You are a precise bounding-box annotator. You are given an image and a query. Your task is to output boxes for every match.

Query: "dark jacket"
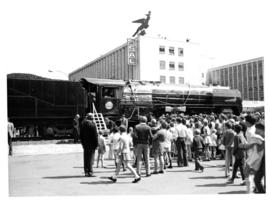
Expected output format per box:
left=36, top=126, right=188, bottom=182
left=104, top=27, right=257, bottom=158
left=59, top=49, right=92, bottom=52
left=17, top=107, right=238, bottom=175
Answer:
left=134, top=123, right=153, bottom=145
left=222, top=129, right=235, bottom=149
left=80, top=119, right=98, bottom=149
left=192, top=135, right=205, bottom=151
left=233, top=133, right=246, bottom=159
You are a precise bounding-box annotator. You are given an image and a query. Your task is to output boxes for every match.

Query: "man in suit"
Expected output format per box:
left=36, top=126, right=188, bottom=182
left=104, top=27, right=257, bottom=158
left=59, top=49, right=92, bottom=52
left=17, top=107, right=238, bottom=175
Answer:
left=80, top=113, right=98, bottom=177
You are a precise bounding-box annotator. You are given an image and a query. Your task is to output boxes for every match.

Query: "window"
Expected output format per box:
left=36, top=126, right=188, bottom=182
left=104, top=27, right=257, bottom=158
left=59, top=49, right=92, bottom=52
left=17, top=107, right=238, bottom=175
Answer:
left=102, top=87, right=115, bottom=98
left=178, top=48, right=184, bottom=56
left=169, top=62, right=175, bottom=70
left=160, top=76, right=166, bottom=83
left=254, top=76, right=257, bottom=81
left=159, top=46, right=165, bottom=54
left=179, top=77, right=184, bottom=84
left=169, top=76, right=175, bottom=84
left=260, top=86, right=264, bottom=91
left=178, top=63, right=184, bottom=71
left=159, top=60, right=166, bottom=70
left=169, top=47, right=175, bottom=55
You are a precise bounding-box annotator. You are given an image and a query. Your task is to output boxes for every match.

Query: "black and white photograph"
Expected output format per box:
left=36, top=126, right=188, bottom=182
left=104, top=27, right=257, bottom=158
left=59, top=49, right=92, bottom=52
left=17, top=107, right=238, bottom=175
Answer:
left=1, top=0, right=269, bottom=198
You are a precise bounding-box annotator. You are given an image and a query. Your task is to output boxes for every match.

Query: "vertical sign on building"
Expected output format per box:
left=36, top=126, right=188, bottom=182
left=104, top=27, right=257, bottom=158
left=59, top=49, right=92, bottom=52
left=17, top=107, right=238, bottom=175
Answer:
left=127, top=38, right=136, bottom=65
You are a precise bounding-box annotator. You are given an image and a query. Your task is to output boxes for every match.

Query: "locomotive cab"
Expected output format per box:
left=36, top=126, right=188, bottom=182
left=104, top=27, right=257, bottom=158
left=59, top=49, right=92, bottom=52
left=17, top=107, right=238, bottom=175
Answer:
left=80, top=78, right=125, bottom=117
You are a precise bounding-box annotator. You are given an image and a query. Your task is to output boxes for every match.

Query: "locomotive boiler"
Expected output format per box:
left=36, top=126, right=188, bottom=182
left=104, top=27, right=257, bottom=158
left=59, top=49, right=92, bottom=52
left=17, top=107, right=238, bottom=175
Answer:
left=80, top=78, right=242, bottom=121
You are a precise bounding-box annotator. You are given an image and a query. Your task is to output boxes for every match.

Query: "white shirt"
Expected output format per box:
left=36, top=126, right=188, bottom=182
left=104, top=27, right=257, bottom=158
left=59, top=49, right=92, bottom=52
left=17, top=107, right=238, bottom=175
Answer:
left=111, top=132, right=121, bottom=150
left=246, top=125, right=256, bottom=143
left=210, top=133, right=217, bottom=146
left=185, top=128, right=194, bottom=145
left=175, top=124, right=187, bottom=138
left=8, top=122, right=14, bottom=137
left=119, top=132, right=132, bottom=153
left=202, top=125, right=211, bottom=136
left=164, top=130, right=173, bottom=148
left=246, top=134, right=264, bottom=171
left=169, top=126, right=177, bottom=140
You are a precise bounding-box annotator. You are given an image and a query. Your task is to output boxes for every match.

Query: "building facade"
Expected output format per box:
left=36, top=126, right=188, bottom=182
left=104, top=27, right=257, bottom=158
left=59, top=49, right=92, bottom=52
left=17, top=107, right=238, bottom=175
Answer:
left=69, top=36, right=202, bottom=85
left=206, top=57, right=264, bottom=101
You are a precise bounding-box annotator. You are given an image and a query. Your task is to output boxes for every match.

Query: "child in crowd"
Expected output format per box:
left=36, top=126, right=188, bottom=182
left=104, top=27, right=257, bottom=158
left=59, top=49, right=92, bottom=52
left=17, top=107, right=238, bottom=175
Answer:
left=96, top=130, right=106, bottom=168
left=152, top=121, right=167, bottom=174
left=108, top=125, right=141, bottom=183
left=186, top=123, right=194, bottom=161
left=163, top=124, right=173, bottom=168
left=192, top=129, right=205, bottom=172
left=202, top=119, right=211, bottom=161
left=209, top=129, right=217, bottom=160
left=107, top=130, right=114, bottom=160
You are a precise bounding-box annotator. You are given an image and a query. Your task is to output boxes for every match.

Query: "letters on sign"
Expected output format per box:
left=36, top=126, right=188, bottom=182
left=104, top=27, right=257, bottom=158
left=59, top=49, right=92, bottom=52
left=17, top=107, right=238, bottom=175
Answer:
left=127, top=38, right=136, bottom=65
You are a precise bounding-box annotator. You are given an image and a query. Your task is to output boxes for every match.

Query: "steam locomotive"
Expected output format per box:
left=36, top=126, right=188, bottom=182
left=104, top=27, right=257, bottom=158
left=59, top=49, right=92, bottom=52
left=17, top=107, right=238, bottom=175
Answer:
left=80, top=78, right=242, bottom=122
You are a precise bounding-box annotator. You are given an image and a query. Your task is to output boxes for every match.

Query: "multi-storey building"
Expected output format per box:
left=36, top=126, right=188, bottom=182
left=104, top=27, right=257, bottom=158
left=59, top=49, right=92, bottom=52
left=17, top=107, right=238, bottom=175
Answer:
left=206, top=57, right=264, bottom=101
left=69, top=36, right=202, bottom=85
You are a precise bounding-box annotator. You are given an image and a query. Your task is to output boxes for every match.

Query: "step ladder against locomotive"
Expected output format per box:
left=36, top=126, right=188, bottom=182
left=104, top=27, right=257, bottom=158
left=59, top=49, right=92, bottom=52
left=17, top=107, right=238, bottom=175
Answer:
left=91, top=103, right=107, bottom=132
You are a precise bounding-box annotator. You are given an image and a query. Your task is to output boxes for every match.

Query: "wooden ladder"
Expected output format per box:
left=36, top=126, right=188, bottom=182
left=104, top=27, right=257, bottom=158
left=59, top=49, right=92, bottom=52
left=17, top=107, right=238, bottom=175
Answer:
left=92, top=103, right=107, bottom=132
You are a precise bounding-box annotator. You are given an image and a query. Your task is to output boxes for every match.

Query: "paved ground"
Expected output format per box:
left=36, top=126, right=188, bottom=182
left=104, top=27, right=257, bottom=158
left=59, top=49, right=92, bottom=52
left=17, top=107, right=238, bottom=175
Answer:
left=9, top=143, right=249, bottom=196
left=12, top=140, right=84, bottom=156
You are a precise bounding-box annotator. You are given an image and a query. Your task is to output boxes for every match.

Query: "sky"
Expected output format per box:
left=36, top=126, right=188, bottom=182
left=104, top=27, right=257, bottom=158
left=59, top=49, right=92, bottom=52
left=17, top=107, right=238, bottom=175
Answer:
left=1, top=0, right=269, bottom=80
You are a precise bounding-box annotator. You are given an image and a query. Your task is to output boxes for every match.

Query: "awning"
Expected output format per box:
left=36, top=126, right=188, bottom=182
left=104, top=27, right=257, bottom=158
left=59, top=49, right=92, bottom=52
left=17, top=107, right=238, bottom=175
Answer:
left=80, top=78, right=126, bottom=87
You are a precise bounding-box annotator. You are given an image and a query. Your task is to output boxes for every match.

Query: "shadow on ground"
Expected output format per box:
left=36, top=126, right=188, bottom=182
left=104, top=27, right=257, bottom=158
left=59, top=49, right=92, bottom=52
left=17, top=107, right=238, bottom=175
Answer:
left=189, top=175, right=225, bottom=180
left=166, top=169, right=195, bottom=173
left=56, top=140, right=76, bottom=144
left=43, top=175, right=89, bottom=179
left=196, top=183, right=228, bottom=187
left=218, top=190, right=247, bottom=194
left=204, top=164, right=225, bottom=168
left=80, top=181, right=114, bottom=185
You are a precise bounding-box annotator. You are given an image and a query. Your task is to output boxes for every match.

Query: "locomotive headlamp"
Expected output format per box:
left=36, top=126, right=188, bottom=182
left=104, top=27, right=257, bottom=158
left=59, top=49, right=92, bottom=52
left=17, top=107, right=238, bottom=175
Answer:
left=105, top=101, right=114, bottom=110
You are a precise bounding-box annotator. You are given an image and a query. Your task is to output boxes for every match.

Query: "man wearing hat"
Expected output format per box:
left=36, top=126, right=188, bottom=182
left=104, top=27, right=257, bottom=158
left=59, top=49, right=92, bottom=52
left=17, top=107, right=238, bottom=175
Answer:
left=80, top=113, right=98, bottom=177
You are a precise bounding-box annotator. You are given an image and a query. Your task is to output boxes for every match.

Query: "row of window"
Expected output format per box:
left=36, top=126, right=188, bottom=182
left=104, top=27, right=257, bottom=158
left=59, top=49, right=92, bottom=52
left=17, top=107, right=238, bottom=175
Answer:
left=159, top=61, right=184, bottom=71
left=248, top=86, right=264, bottom=91
left=159, top=46, right=184, bottom=56
left=160, top=76, right=184, bottom=84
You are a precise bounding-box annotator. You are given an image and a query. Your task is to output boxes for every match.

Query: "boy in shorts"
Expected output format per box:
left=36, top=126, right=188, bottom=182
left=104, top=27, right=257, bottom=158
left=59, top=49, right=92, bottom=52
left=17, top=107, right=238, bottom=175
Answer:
left=108, top=125, right=141, bottom=183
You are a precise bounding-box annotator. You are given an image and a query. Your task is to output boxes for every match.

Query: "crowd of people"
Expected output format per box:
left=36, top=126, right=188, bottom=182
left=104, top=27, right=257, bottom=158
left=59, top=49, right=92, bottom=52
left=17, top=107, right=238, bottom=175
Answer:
left=77, top=111, right=265, bottom=193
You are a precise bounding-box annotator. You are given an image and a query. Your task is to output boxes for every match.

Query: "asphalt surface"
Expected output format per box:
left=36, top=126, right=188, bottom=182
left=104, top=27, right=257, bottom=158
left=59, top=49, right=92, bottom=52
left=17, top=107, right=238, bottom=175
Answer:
left=8, top=144, right=250, bottom=196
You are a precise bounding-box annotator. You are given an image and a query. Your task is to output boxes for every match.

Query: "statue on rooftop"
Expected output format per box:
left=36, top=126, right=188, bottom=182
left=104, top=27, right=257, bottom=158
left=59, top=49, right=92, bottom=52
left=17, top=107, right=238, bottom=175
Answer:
left=132, top=11, right=151, bottom=37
